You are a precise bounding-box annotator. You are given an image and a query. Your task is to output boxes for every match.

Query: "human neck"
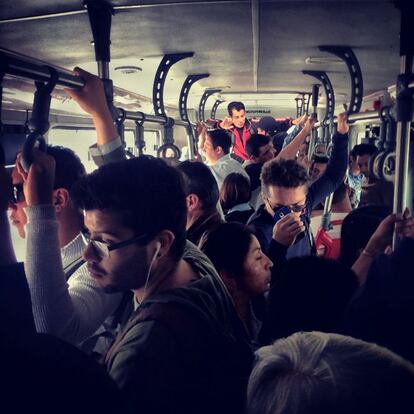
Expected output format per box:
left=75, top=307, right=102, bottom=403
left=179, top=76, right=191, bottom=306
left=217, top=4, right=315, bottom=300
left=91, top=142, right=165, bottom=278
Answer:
left=58, top=208, right=83, bottom=248
left=186, top=208, right=204, bottom=230
left=134, top=257, right=198, bottom=304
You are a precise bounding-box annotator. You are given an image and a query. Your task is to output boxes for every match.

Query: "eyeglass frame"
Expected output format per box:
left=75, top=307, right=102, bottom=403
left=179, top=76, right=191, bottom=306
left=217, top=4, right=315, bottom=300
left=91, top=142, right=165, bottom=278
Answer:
left=265, top=197, right=307, bottom=214
left=80, top=230, right=149, bottom=258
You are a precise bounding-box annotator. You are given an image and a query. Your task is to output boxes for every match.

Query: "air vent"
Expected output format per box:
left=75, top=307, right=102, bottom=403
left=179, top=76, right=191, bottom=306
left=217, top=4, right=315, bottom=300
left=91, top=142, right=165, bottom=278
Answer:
left=114, top=66, right=142, bottom=74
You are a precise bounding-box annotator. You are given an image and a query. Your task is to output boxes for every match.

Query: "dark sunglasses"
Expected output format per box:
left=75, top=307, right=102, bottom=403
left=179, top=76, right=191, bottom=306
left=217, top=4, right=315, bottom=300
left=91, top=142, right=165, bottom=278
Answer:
left=266, top=197, right=306, bottom=214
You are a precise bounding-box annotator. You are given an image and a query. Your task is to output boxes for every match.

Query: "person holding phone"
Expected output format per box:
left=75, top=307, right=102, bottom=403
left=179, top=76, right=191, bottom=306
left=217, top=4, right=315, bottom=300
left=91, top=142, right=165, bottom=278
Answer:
left=248, top=113, right=349, bottom=262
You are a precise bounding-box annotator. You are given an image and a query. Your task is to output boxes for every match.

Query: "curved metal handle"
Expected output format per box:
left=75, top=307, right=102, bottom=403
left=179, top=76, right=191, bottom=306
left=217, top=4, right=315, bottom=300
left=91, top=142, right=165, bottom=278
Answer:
left=21, top=132, right=46, bottom=172
left=157, top=143, right=181, bottom=160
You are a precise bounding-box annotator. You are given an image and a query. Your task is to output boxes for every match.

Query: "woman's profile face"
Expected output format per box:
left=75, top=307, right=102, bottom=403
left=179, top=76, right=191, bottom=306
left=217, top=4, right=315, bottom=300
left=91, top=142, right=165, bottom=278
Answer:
left=241, top=236, right=273, bottom=297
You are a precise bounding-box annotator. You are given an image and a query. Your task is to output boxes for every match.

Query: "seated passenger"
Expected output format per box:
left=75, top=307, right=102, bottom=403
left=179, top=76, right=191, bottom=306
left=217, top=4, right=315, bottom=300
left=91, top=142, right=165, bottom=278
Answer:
left=200, top=222, right=273, bottom=345
left=72, top=156, right=252, bottom=414
left=12, top=146, right=122, bottom=356
left=202, top=128, right=250, bottom=189
left=338, top=204, right=390, bottom=270
left=353, top=143, right=394, bottom=209
left=220, top=173, right=254, bottom=224
left=177, top=160, right=223, bottom=245
left=261, top=256, right=358, bottom=344
left=247, top=332, right=414, bottom=414
left=247, top=112, right=349, bottom=261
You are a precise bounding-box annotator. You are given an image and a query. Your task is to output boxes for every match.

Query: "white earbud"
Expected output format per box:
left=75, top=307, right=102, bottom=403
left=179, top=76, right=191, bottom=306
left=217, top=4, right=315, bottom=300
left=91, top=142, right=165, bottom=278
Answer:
left=154, top=241, right=161, bottom=259
left=142, top=241, right=162, bottom=299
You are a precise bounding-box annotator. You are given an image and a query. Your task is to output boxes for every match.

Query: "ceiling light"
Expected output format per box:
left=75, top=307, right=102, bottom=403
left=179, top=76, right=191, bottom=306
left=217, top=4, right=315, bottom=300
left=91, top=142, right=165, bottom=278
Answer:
left=305, top=56, right=343, bottom=65
left=114, top=66, right=142, bottom=74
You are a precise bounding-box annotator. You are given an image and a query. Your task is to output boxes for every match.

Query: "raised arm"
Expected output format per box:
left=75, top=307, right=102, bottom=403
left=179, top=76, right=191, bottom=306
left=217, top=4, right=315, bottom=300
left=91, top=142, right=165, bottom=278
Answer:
left=18, top=151, right=121, bottom=345
left=65, top=68, right=125, bottom=167
left=276, top=116, right=314, bottom=161
left=307, top=113, right=349, bottom=209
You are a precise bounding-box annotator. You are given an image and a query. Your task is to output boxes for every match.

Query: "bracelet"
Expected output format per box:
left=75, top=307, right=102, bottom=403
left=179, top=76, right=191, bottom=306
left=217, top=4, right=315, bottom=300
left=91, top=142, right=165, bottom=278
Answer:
left=361, top=249, right=376, bottom=258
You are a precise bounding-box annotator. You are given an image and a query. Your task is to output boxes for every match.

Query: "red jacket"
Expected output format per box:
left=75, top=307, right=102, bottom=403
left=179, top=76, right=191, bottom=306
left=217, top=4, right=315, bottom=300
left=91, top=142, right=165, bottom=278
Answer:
left=231, top=120, right=255, bottom=161
left=212, top=118, right=255, bottom=161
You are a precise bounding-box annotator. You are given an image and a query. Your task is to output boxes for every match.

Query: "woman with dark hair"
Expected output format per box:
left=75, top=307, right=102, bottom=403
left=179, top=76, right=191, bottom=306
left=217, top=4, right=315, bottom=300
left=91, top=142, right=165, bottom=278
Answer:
left=339, top=205, right=390, bottom=269
left=199, top=222, right=273, bottom=343
left=220, top=173, right=254, bottom=224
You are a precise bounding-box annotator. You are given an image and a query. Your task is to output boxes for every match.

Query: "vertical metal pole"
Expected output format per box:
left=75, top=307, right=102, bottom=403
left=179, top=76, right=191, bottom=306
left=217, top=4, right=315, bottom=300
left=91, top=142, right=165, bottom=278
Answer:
left=98, top=61, right=110, bottom=80
left=393, top=55, right=413, bottom=248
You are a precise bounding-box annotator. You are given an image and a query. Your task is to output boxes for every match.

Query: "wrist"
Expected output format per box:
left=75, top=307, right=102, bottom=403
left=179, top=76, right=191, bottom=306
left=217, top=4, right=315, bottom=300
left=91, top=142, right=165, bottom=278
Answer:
left=361, top=248, right=380, bottom=258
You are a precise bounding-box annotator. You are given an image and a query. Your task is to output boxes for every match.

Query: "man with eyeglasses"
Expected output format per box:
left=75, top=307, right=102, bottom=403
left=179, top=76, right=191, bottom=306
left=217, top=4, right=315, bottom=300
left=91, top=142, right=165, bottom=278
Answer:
left=248, top=113, right=349, bottom=262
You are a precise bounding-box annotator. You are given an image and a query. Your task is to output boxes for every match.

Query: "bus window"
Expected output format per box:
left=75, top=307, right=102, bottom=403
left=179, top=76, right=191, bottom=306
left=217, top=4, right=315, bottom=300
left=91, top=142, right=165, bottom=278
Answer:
left=48, top=128, right=98, bottom=173
left=143, top=130, right=160, bottom=157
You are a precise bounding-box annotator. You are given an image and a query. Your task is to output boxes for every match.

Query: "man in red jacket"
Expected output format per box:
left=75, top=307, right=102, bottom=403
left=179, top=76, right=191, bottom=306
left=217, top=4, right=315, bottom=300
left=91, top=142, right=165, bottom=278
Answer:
left=219, top=101, right=254, bottom=162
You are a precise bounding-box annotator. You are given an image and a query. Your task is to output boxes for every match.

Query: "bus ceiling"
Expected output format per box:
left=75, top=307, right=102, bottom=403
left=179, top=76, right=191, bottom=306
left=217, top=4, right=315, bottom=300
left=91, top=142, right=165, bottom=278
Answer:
left=0, top=0, right=405, bottom=120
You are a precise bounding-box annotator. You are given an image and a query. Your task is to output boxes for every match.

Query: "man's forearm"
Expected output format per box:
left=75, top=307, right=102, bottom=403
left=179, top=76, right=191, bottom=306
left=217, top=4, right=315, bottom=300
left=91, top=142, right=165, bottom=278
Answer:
left=276, top=126, right=306, bottom=161
left=92, top=110, right=118, bottom=147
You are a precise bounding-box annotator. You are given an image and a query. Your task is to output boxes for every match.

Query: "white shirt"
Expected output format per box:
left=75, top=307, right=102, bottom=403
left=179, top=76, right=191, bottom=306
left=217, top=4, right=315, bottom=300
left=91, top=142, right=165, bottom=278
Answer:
left=209, top=154, right=250, bottom=189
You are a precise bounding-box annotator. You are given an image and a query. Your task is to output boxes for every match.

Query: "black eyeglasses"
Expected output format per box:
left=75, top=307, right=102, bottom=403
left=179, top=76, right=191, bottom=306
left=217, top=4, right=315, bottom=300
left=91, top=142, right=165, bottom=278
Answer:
left=266, top=197, right=306, bottom=214
left=80, top=230, right=149, bottom=258
left=12, top=184, right=25, bottom=204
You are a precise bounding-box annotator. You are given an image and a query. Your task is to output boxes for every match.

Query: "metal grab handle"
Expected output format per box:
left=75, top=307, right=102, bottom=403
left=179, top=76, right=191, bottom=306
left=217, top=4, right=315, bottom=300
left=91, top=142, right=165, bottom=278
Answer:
left=21, top=132, right=46, bottom=172
left=157, top=143, right=181, bottom=160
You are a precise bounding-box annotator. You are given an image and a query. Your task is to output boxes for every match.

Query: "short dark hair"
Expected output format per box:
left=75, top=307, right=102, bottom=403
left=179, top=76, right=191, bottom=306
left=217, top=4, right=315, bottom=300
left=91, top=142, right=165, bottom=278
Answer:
left=71, top=156, right=187, bottom=260
left=339, top=205, right=391, bottom=267
left=200, top=222, right=254, bottom=278
left=46, top=145, right=86, bottom=190
left=220, top=173, right=251, bottom=210
left=208, top=129, right=232, bottom=154
left=177, top=160, right=219, bottom=210
left=261, top=159, right=309, bottom=193
left=246, top=134, right=270, bottom=158
left=227, top=101, right=245, bottom=116
left=353, top=143, right=377, bottom=158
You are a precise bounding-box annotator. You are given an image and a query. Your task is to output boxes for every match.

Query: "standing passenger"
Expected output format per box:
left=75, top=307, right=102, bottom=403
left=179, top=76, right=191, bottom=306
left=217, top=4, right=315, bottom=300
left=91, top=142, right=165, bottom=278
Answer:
left=248, top=113, right=349, bottom=261
left=177, top=161, right=223, bottom=245
left=202, top=128, right=250, bottom=189
left=218, top=101, right=255, bottom=162
left=200, top=222, right=273, bottom=346
left=220, top=173, right=254, bottom=224
left=71, top=156, right=253, bottom=414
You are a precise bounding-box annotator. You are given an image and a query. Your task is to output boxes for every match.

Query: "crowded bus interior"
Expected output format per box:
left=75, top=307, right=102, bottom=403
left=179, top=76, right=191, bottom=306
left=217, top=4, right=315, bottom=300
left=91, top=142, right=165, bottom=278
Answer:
left=1, top=0, right=414, bottom=412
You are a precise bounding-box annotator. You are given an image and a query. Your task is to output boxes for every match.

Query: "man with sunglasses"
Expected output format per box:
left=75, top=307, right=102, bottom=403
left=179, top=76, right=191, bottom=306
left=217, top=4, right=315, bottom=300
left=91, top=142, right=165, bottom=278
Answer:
left=248, top=113, right=349, bottom=262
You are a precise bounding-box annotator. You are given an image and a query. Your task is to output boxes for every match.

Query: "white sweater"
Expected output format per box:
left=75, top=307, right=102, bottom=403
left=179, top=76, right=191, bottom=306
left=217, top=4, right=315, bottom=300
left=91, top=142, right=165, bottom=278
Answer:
left=24, top=204, right=122, bottom=353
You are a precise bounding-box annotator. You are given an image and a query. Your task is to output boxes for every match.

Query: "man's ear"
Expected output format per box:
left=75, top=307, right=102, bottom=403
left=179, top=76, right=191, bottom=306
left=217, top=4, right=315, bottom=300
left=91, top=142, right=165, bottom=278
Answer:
left=215, top=146, right=224, bottom=157
left=53, top=188, right=70, bottom=213
left=186, top=193, right=201, bottom=212
left=154, top=229, right=175, bottom=259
